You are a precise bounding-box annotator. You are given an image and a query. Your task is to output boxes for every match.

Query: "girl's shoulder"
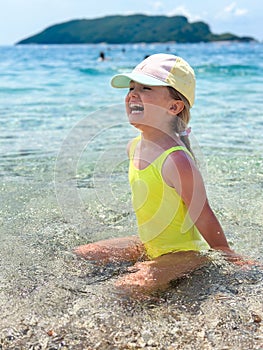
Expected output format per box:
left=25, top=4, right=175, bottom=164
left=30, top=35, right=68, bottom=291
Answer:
left=164, top=147, right=195, bottom=170
left=162, top=148, right=200, bottom=187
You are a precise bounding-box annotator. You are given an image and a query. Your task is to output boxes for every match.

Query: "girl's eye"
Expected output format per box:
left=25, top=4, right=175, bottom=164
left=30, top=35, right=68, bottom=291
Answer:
left=128, top=85, right=151, bottom=92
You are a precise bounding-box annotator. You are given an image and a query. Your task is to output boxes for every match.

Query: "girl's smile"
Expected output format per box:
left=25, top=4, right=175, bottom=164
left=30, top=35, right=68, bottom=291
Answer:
left=129, top=103, right=144, bottom=114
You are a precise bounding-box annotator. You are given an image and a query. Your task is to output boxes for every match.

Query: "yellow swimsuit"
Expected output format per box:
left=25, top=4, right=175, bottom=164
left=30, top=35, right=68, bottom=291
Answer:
left=129, top=136, right=209, bottom=258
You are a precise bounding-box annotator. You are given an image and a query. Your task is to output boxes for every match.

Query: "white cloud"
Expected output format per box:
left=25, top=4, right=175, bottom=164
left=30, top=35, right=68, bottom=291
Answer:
left=151, top=1, right=164, bottom=11
left=225, top=2, right=236, bottom=13
left=234, top=8, right=247, bottom=16
left=167, top=6, right=201, bottom=22
left=219, top=2, right=248, bottom=18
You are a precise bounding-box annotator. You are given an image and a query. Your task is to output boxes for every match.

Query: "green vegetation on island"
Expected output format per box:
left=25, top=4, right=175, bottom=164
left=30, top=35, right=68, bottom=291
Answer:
left=16, top=14, right=255, bottom=45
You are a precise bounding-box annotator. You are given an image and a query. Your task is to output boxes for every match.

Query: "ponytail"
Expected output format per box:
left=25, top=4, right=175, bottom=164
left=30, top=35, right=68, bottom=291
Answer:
left=167, top=87, right=195, bottom=159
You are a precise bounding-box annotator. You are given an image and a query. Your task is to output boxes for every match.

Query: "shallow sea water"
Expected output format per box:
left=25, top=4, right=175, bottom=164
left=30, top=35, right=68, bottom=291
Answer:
left=0, top=43, right=262, bottom=349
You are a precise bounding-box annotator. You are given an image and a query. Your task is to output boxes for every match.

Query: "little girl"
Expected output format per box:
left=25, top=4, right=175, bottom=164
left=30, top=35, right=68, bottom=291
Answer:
left=74, top=54, right=250, bottom=296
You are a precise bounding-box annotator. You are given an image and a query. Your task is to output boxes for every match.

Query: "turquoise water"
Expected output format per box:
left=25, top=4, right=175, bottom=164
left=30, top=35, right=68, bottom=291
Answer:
left=1, top=42, right=262, bottom=242
left=1, top=43, right=262, bottom=159
left=0, top=43, right=262, bottom=348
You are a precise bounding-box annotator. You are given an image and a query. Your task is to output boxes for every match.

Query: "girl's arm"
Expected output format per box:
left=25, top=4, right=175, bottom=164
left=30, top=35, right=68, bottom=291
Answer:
left=163, top=151, right=249, bottom=262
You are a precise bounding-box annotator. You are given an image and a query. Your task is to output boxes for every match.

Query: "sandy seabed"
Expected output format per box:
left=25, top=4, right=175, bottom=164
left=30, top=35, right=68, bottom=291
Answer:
left=0, top=217, right=262, bottom=350
left=0, top=155, right=262, bottom=350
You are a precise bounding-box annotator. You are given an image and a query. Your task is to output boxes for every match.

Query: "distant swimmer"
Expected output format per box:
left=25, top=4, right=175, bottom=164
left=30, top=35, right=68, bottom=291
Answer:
left=98, top=51, right=105, bottom=61
left=98, top=51, right=111, bottom=61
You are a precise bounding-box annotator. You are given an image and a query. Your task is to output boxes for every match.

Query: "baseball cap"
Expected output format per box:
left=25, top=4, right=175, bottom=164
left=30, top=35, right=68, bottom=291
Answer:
left=110, top=53, right=196, bottom=107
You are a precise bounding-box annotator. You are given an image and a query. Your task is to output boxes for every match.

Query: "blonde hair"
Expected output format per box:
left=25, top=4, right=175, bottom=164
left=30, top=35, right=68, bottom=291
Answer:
left=167, top=87, right=194, bottom=158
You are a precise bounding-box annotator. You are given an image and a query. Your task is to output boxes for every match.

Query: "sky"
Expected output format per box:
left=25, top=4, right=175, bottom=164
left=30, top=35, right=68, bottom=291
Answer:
left=0, top=0, right=262, bottom=45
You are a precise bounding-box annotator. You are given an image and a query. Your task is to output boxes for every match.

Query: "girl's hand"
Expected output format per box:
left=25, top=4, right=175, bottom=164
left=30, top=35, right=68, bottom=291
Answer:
left=215, top=247, right=262, bottom=268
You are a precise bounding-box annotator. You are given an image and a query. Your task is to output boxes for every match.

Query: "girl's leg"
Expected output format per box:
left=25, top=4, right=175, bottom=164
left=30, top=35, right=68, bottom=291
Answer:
left=74, top=235, right=146, bottom=264
left=115, top=250, right=209, bottom=296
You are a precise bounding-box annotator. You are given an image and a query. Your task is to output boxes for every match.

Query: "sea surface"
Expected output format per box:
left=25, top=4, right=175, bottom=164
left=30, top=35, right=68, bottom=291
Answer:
left=0, top=43, right=262, bottom=349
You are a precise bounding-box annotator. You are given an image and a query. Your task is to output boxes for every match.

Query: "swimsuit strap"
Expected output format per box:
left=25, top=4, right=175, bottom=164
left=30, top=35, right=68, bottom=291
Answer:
left=129, top=135, right=193, bottom=163
left=162, top=145, right=193, bottom=160
left=129, top=135, right=141, bottom=160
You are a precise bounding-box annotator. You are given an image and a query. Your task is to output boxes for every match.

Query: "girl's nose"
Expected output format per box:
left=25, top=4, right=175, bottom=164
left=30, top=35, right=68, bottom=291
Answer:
left=129, top=88, right=140, bottom=98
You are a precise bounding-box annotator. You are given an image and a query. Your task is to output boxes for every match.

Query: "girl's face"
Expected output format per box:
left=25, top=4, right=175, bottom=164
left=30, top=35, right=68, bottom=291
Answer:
left=125, top=81, right=179, bottom=133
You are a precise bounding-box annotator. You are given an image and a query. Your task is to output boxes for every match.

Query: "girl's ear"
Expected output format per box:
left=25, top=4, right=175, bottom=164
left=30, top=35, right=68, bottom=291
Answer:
left=168, top=100, right=185, bottom=115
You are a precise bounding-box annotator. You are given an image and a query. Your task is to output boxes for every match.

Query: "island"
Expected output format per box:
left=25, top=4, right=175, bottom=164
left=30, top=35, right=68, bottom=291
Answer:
left=16, top=14, right=255, bottom=45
